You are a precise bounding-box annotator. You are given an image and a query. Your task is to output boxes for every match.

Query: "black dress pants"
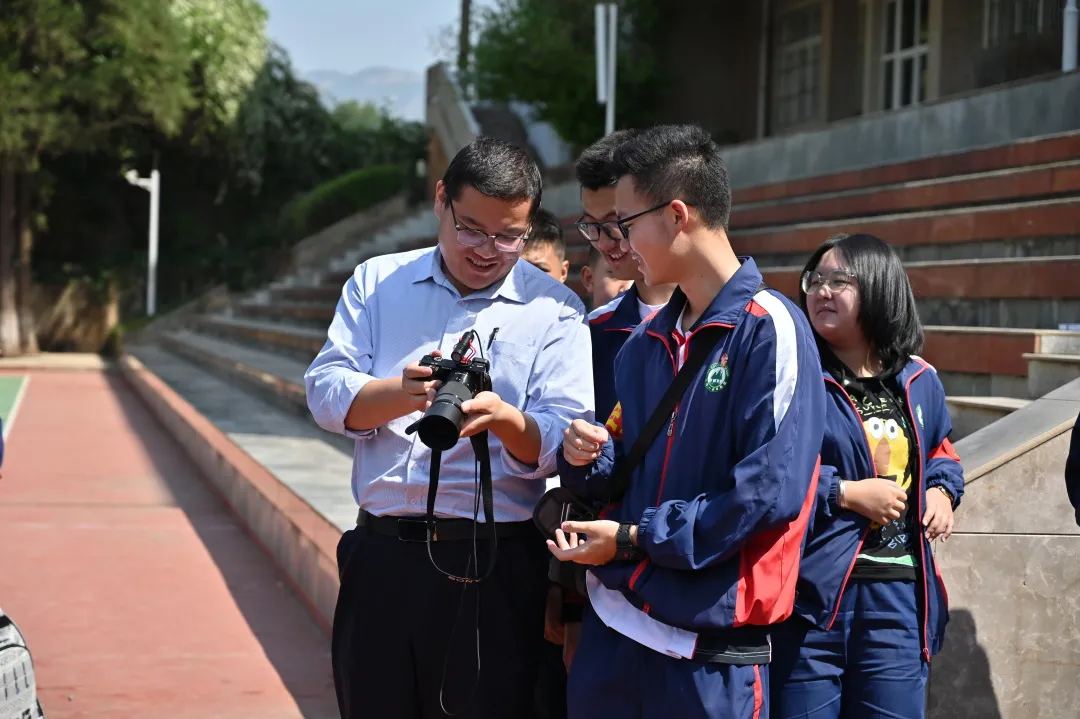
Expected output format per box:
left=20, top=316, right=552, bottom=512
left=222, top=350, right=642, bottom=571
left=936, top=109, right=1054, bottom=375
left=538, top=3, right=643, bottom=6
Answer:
left=332, top=525, right=549, bottom=718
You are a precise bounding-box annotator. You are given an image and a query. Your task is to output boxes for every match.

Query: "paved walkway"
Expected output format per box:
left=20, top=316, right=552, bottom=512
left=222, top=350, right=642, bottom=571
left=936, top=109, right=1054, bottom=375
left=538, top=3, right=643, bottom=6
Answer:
left=0, top=369, right=338, bottom=718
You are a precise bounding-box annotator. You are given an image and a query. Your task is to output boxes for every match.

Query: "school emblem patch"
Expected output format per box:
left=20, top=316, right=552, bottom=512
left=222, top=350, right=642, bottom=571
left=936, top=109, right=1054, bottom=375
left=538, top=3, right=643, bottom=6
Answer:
left=704, top=354, right=730, bottom=392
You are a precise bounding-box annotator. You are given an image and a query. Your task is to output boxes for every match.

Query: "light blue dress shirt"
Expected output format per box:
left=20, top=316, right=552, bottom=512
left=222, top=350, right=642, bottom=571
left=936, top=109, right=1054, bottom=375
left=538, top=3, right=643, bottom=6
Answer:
left=305, top=246, right=595, bottom=522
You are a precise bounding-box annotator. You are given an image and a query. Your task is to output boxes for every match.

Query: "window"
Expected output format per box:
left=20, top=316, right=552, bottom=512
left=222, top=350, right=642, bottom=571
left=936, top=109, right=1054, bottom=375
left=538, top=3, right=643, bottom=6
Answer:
left=771, top=3, right=823, bottom=132
left=881, top=0, right=930, bottom=110
left=983, top=0, right=1064, bottom=48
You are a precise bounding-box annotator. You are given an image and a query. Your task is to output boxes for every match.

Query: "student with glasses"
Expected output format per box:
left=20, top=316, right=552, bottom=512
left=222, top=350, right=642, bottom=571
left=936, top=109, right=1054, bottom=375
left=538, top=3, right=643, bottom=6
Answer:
left=550, top=124, right=825, bottom=719
left=574, top=129, right=676, bottom=427
left=305, top=136, right=594, bottom=719
left=770, top=233, right=965, bottom=719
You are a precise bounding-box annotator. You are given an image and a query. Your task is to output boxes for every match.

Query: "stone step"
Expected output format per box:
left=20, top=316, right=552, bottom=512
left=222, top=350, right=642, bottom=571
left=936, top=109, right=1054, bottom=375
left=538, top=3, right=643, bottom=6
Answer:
left=731, top=129, right=1080, bottom=206
left=1022, top=352, right=1080, bottom=398
left=925, top=326, right=1080, bottom=399
left=945, top=395, right=1030, bottom=440
left=196, top=315, right=325, bottom=364
left=159, top=329, right=311, bottom=420
left=729, top=196, right=1080, bottom=261
left=126, top=342, right=357, bottom=533
left=236, top=301, right=334, bottom=329
left=729, top=159, right=1080, bottom=230
left=760, top=255, right=1080, bottom=329
left=273, top=286, right=340, bottom=304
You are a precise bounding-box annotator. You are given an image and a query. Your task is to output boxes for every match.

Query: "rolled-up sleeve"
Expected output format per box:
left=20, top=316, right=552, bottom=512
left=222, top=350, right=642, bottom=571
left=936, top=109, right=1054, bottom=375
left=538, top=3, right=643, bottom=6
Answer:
left=304, top=269, right=379, bottom=439
left=503, top=299, right=595, bottom=479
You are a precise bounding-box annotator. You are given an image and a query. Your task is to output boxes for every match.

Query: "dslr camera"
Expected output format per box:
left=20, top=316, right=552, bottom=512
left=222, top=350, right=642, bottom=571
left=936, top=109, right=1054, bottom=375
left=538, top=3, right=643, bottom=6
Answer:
left=405, top=332, right=492, bottom=451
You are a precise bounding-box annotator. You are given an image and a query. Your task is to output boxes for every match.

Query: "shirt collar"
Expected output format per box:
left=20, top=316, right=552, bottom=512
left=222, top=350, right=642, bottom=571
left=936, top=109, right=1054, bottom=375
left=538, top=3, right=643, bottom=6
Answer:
left=646, top=256, right=764, bottom=335
left=412, top=246, right=527, bottom=304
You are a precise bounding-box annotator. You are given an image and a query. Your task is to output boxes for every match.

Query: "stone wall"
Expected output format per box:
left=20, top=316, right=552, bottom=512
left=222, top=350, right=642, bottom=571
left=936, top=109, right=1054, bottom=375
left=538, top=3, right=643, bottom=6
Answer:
left=929, top=377, right=1080, bottom=717
left=722, top=71, right=1080, bottom=189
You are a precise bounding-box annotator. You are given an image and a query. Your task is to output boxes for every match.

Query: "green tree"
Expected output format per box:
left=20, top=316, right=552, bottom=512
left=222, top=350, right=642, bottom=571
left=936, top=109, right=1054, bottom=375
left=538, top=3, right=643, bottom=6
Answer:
left=468, top=0, right=664, bottom=150
left=0, top=0, right=193, bottom=355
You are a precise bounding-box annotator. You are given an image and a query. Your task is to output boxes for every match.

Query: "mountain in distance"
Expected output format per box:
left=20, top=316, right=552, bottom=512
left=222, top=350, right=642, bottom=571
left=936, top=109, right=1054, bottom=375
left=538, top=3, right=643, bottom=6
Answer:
left=303, top=66, right=425, bottom=121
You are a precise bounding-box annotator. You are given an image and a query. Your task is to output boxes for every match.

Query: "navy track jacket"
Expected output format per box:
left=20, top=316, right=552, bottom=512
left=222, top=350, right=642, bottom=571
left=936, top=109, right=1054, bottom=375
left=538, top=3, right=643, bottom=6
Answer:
left=557, top=258, right=826, bottom=632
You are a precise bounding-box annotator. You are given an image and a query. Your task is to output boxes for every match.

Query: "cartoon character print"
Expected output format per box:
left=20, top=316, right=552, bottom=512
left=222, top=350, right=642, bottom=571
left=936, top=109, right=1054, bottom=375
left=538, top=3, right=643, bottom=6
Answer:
left=861, top=402, right=912, bottom=531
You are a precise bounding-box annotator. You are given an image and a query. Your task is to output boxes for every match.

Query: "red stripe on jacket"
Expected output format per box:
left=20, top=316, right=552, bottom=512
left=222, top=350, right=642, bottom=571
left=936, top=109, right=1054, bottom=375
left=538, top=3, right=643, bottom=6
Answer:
left=930, top=437, right=960, bottom=462
left=734, top=457, right=821, bottom=626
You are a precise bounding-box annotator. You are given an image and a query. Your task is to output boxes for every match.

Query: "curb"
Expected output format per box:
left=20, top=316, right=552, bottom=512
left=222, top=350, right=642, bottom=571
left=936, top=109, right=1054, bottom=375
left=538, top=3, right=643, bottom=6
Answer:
left=116, top=352, right=341, bottom=634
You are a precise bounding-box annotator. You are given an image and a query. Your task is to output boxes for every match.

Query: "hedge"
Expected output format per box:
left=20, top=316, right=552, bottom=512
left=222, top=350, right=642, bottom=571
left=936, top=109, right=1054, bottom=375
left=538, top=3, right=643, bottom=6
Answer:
left=289, top=164, right=405, bottom=240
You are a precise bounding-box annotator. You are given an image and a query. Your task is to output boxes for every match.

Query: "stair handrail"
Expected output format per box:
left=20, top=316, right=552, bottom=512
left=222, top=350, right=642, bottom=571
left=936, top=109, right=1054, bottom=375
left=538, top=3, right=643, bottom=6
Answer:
left=426, top=62, right=479, bottom=159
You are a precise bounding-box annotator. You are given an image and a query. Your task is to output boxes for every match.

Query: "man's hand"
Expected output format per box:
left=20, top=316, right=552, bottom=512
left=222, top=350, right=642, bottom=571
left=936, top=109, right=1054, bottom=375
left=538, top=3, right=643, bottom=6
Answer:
left=546, top=520, right=621, bottom=565
left=562, top=420, right=609, bottom=466
left=401, top=350, right=442, bottom=413
left=459, top=391, right=512, bottom=438
left=922, top=487, right=956, bottom=541
left=844, top=478, right=907, bottom=526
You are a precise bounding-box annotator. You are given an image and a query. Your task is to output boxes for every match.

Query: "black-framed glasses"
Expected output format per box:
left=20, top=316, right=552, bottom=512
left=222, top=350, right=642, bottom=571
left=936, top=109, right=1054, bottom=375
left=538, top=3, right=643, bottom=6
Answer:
left=616, top=201, right=685, bottom=239
left=449, top=200, right=530, bottom=253
left=574, top=218, right=622, bottom=244
left=801, top=268, right=857, bottom=294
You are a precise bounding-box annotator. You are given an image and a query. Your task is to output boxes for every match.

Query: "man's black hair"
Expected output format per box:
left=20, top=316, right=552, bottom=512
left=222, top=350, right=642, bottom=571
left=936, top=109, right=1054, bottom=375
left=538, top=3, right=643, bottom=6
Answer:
left=609, top=124, right=731, bottom=230
left=575, top=129, right=640, bottom=191
left=798, top=233, right=924, bottom=371
left=524, top=208, right=566, bottom=260
left=441, top=135, right=543, bottom=218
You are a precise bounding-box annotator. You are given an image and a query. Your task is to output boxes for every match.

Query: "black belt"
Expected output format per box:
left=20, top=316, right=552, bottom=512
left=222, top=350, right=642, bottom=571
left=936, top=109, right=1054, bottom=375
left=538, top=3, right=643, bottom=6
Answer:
left=357, top=510, right=538, bottom=543
left=690, top=623, right=772, bottom=665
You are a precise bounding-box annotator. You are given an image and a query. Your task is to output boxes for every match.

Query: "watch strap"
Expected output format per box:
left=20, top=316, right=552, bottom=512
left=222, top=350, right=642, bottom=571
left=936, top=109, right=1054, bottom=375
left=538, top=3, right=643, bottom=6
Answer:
left=614, top=523, right=644, bottom=562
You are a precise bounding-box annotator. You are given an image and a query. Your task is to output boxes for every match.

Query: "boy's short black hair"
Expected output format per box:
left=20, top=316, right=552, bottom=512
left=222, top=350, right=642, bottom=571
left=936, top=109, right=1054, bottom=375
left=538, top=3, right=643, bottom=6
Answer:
left=575, top=129, right=640, bottom=191
left=523, top=208, right=565, bottom=260
left=442, top=136, right=543, bottom=218
left=609, top=124, right=731, bottom=230
left=798, top=233, right=924, bottom=370
left=587, top=244, right=604, bottom=268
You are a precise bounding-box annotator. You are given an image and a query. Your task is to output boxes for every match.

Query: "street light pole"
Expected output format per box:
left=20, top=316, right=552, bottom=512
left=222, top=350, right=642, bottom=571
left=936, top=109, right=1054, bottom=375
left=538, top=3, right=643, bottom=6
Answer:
left=595, top=3, right=618, bottom=136
left=1065, top=0, right=1079, bottom=72
left=125, top=168, right=161, bottom=317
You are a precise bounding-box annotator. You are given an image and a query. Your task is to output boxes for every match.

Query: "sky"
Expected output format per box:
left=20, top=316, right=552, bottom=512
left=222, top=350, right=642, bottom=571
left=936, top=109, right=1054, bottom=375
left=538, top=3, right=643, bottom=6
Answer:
left=260, top=0, right=497, bottom=76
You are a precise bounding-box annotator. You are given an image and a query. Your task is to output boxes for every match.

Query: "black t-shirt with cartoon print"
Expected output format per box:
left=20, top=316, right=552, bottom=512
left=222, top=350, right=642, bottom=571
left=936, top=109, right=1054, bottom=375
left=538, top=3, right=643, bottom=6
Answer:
left=841, top=371, right=919, bottom=581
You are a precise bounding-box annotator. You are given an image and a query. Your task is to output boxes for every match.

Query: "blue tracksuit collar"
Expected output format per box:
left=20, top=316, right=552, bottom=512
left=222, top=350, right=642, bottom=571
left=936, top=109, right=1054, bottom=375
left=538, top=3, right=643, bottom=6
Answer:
left=645, top=256, right=764, bottom=336
left=607, top=283, right=643, bottom=331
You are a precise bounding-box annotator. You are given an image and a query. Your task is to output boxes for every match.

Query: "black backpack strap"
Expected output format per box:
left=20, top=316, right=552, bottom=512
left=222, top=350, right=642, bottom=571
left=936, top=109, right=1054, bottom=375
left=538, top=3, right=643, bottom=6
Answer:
left=604, top=281, right=768, bottom=504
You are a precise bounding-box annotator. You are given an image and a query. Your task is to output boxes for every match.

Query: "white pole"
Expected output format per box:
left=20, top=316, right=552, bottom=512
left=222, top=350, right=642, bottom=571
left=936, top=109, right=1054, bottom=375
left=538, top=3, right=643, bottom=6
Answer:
left=595, top=4, right=608, bottom=103
left=147, top=170, right=160, bottom=317
left=605, top=3, right=618, bottom=136
left=1065, top=0, right=1079, bottom=72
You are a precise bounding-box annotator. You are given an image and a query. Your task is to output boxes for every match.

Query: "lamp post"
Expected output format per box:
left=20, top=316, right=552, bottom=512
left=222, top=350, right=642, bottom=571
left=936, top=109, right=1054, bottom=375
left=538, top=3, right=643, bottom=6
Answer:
left=595, top=3, right=618, bottom=136
left=124, top=169, right=160, bottom=317
left=1065, top=0, right=1078, bottom=72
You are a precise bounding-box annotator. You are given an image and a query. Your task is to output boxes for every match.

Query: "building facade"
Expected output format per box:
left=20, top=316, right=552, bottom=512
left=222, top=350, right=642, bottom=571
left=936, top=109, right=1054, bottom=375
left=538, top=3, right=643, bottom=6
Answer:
left=656, top=0, right=1077, bottom=146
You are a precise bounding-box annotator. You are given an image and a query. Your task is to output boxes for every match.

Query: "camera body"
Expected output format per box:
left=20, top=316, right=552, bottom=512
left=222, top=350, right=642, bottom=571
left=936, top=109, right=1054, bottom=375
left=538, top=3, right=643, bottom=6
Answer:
left=407, top=333, right=493, bottom=451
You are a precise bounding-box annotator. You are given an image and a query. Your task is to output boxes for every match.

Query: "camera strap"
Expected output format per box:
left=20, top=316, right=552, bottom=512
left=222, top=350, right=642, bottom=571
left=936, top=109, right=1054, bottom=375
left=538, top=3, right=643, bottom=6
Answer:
left=424, top=431, right=498, bottom=584
left=602, top=280, right=768, bottom=506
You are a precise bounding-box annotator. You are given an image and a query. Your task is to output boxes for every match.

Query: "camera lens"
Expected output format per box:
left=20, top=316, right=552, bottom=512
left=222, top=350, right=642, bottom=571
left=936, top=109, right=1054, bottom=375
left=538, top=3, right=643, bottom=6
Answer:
left=415, top=378, right=474, bottom=450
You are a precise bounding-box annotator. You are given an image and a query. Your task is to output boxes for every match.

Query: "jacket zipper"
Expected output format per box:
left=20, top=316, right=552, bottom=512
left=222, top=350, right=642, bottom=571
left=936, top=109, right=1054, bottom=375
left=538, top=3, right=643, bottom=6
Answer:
left=823, top=376, right=873, bottom=631
left=903, top=369, right=933, bottom=663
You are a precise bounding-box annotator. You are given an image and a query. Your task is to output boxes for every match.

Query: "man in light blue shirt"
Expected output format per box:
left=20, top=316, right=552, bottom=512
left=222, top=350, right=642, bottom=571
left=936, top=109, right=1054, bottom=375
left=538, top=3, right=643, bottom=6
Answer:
left=305, top=136, right=593, bottom=719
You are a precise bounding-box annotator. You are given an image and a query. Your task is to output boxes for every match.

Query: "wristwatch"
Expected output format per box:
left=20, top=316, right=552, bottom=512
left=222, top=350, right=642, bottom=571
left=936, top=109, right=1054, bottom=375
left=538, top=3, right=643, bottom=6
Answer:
left=615, top=523, right=645, bottom=562
left=934, top=485, right=955, bottom=504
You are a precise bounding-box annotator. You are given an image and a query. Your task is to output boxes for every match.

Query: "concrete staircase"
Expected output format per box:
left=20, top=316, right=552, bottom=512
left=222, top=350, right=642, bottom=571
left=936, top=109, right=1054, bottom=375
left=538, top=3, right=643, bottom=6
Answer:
left=561, top=129, right=1080, bottom=440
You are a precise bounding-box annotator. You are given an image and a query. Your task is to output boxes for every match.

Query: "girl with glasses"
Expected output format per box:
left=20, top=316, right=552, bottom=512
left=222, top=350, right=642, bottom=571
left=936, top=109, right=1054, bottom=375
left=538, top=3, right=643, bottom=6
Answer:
left=770, top=232, right=965, bottom=719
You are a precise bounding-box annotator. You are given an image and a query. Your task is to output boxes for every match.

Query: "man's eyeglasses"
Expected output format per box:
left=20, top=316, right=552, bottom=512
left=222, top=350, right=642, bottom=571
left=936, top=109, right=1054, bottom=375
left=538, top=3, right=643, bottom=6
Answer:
left=801, top=268, right=857, bottom=294
left=574, top=218, right=622, bottom=244
left=616, top=201, right=687, bottom=239
left=449, top=200, right=530, bottom=253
